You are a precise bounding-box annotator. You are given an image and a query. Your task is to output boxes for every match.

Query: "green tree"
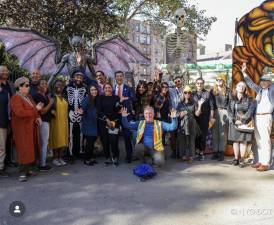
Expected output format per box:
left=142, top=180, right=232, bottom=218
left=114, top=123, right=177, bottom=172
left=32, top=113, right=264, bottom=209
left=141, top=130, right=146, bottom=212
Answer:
left=0, top=43, right=29, bottom=81
left=0, top=0, right=120, bottom=52
left=115, top=0, right=216, bottom=39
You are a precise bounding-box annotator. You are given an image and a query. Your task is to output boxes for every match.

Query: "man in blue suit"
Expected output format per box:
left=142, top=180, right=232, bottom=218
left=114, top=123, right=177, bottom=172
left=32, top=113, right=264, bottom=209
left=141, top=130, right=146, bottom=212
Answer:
left=114, top=71, right=135, bottom=163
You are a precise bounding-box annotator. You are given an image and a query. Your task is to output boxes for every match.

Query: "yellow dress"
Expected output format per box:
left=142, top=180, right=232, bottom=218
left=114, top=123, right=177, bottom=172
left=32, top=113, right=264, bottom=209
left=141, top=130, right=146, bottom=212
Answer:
left=49, top=95, right=69, bottom=149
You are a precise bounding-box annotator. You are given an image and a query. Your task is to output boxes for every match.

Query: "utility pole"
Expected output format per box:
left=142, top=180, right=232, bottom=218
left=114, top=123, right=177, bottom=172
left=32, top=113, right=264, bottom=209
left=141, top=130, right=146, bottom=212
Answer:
left=234, top=18, right=238, bottom=47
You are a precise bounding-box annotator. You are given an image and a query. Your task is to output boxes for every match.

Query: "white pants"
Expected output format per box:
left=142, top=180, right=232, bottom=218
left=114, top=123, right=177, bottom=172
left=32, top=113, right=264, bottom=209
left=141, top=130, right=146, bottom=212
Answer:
left=0, top=128, right=7, bottom=170
left=255, top=114, right=272, bottom=166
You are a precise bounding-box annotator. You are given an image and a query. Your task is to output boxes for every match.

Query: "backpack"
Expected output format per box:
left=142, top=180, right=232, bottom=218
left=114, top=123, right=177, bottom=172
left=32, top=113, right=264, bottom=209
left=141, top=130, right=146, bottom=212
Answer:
left=133, top=163, right=157, bottom=181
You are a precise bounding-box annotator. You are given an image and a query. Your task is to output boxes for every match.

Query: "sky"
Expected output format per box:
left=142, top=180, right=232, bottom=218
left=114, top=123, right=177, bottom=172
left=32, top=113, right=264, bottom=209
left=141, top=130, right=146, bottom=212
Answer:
left=189, top=0, right=264, bottom=53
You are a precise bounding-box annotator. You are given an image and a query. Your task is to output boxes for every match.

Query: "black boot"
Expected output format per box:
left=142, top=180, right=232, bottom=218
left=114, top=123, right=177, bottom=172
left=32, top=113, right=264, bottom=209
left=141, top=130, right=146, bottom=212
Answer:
left=239, top=159, right=245, bottom=168
left=170, top=151, right=176, bottom=159
left=218, top=152, right=224, bottom=161
left=211, top=152, right=219, bottom=160
left=232, top=159, right=239, bottom=166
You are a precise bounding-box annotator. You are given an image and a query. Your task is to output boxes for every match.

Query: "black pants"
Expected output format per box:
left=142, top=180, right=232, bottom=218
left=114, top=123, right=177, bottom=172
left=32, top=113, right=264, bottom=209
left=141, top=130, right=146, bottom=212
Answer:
left=170, top=130, right=177, bottom=150
left=178, top=133, right=196, bottom=158
left=121, top=120, right=133, bottom=160
left=4, top=132, right=13, bottom=166
left=99, top=121, right=119, bottom=159
left=196, top=116, right=209, bottom=153
left=83, top=135, right=97, bottom=160
left=69, top=122, right=81, bottom=157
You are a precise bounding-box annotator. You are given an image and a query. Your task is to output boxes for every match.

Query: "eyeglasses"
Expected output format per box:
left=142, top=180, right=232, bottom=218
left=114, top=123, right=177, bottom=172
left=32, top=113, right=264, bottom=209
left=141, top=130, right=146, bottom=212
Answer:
left=184, top=92, right=191, bottom=94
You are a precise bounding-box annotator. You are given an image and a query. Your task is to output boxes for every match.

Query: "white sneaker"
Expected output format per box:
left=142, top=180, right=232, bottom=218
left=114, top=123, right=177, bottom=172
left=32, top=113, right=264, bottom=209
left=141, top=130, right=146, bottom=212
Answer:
left=59, top=159, right=67, bottom=166
left=52, top=159, right=62, bottom=166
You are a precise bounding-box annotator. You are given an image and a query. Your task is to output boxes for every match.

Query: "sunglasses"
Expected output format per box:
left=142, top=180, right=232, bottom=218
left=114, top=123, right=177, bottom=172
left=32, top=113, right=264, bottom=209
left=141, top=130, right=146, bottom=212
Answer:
left=20, top=83, right=30, bottom=88
left=184, top=92, right=191, bottom=94
left=174, top=80, right=181, bottom=84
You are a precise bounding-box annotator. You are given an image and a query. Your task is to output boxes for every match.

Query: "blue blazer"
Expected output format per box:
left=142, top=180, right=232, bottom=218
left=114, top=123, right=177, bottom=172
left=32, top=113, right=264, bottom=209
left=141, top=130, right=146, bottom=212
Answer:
left=114, top=84, right=135, bottom=113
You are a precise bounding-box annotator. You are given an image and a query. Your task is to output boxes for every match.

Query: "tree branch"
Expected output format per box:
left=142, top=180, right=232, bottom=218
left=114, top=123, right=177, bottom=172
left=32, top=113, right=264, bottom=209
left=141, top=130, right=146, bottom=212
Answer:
left=126, top=0, right=149, bottom=21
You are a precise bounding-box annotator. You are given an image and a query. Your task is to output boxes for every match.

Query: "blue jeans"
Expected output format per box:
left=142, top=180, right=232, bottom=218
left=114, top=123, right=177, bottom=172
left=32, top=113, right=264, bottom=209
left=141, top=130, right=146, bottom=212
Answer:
left=39, top=122, right=50, bottom=167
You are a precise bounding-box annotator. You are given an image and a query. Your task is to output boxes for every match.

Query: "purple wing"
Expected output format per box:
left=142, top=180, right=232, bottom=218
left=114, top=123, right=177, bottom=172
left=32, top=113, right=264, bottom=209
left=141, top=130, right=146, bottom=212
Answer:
left=0, top=27, right=61, bottom=75
left=93, top=35, right=150, bottom=77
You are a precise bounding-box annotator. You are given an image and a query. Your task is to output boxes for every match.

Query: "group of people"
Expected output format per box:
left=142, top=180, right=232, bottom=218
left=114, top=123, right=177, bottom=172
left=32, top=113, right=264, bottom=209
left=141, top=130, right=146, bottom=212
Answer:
left=0, top=62, right=273, bottom=182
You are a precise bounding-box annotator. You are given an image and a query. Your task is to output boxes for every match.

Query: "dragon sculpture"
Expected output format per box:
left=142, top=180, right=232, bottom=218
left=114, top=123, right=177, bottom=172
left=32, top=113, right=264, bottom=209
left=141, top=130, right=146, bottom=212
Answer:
left=232, top=0, right=274, bottom=96
left=0, top=28, right=150, bottom=82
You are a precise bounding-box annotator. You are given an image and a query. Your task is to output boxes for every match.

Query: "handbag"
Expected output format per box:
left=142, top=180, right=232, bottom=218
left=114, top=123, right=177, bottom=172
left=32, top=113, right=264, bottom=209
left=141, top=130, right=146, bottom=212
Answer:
left=235, top=119, right=254, bottom=133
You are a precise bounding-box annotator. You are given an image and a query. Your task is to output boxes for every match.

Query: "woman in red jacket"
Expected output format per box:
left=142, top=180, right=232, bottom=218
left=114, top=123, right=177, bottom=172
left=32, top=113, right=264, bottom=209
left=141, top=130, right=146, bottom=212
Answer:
left=10, top=77, right=43, bottom=182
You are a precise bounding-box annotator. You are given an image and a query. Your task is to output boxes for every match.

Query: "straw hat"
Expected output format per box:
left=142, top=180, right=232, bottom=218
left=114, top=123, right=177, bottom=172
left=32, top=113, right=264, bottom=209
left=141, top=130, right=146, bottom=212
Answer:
left=183, top=85, right=192, bottom=92
left=14, top=77, right=29, bottom=88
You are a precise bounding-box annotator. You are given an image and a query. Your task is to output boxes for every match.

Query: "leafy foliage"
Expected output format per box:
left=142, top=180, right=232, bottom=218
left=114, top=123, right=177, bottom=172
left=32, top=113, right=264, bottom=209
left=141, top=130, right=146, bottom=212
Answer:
left=0, top=43, right=29, bottom=81
left=0, top=0, right=120, bottom=52
left=114, top=0, right=217, bottom=39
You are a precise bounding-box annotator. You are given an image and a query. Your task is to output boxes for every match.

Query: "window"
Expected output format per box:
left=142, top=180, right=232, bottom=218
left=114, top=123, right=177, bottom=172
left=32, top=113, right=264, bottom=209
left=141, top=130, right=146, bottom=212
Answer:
left=140, top=24, right=147, bottom=33
left=135, top=24, right=140, bottom=32
left=143, top=68, right=147, bottom=74
left=136, top=35, right=140, bottom=43
left=147, top=36, right=151, bottom=44
left=140, top=35, right=146, bottom=44
left=147, top=25, right=151, bottom=34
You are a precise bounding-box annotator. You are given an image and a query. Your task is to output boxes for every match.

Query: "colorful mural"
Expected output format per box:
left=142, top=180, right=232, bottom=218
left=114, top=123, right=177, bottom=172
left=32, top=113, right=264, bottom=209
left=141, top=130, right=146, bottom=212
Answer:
left=232, top=0, right=274, bottom=96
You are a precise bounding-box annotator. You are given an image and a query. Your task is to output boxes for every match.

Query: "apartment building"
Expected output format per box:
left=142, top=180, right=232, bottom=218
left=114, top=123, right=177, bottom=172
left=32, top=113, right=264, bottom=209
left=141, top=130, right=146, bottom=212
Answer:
left=127, top=19, right=166, bottom=81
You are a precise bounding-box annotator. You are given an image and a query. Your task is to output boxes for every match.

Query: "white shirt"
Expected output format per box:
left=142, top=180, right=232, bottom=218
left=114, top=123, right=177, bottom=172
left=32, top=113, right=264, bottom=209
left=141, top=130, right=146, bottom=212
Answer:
left=256, top=89, right=273, bottom=114
left=115, top=84, right=124, bottom=96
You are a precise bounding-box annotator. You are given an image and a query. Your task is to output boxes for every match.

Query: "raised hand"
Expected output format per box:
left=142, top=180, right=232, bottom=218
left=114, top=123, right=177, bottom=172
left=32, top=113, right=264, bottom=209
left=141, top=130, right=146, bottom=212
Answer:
left=120, top=96, right=129, bottom=102
left=121, top=107, right=129, bottom=117
left=170, top=108, right=177, bottom=118
left=241, top=62, right=247, bottom=73
left=198, top=98, right=205, bottom=106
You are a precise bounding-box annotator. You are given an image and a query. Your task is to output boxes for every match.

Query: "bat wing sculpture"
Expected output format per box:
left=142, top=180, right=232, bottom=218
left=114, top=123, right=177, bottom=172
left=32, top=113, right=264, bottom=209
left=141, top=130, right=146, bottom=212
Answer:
left=0, top=27, right=61, bottom=75
left=93, top=35, right=150, bottom=77
left=0, top=27, right=150, bottom=80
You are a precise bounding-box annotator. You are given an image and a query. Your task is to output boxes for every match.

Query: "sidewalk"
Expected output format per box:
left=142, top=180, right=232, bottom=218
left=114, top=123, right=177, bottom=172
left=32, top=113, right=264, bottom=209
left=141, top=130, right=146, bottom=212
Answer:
left=0, top=152, right=274, bottom=225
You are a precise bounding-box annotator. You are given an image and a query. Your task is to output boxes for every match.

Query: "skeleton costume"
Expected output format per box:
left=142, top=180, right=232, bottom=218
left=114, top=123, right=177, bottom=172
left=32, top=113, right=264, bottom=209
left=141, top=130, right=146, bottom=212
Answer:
left=65, top=72, right=87, bottom=158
